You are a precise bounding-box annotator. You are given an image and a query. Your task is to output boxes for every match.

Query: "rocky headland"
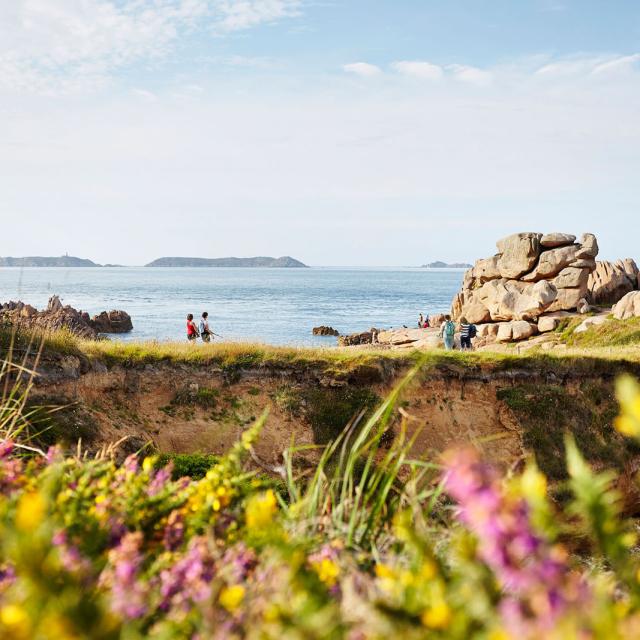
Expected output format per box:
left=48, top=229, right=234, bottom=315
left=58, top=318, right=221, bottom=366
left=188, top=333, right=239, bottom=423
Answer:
left=145, top=256, right=307, bottom=268
left=340, top=232, right=640, bottom=351
left=0, top=295, right=133, bottom=339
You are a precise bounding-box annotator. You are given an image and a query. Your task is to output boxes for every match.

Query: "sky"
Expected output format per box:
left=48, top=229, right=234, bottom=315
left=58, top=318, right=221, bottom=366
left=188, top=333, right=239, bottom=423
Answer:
left=1, top=0, right=639, bottom=266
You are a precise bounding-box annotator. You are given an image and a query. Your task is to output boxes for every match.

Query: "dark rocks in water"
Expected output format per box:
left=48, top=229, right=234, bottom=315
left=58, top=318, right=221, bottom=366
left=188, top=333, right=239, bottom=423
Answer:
left=313, top=326, right=339, bottom=336
left=0, top=296, right=133, bottom=339
left=338, top=328, right=379, bottom=346
left=91, top=310, right=133, bottom=334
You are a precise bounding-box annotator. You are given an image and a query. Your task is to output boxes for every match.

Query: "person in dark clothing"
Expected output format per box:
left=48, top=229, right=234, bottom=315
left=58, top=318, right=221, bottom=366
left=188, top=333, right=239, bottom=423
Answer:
left=199, top=312, right=212, bottom=342
left=459, top=316, right=476, bottom=350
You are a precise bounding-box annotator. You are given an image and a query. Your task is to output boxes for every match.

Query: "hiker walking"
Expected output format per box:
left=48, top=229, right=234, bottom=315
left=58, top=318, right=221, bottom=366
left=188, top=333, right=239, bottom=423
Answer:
left=186, top=314, right=199, bottom=342
left=199, top=311, right=212, bottom=343
left=459, top=316, right=477, bottom=350
left=440, top=315, right=456, bottom=351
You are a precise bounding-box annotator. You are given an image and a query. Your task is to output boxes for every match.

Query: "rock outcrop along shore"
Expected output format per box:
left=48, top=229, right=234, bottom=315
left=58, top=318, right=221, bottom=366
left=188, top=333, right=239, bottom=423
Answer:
left=450, top=232, right=599, bottom=342
left=0, top=296, right=132, bottom=339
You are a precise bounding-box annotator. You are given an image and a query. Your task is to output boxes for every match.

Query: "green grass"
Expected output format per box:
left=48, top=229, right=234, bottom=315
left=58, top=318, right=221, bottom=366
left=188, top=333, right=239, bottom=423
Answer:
left=497, top=383, right=640, bottom=480
left=155, top=452, right=219, bottom=480
left=564, top=317, right=640, bottom=348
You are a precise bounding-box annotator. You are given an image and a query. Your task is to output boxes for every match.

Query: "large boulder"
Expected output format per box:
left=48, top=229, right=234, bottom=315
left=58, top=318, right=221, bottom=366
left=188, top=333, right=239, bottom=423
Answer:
left=496, top=320, right=537, bottom=342
left=496, top=233, right=542, bottom=279
left=588, top=259, right=639, bottom=306
left=613, top=292, right=640, bottom=320
left=474, top=279, right=556, bottom=321
left=540, top=233, right=576, bottom=248
left=552, top=266, right=590, bottom=290
left=91, top=310, right=133, bottom=334
left=459, top=300, right=491, bottom=324
left=521, top=245, right=578, bottom=282
left=575, top=233, right=599, bottom=259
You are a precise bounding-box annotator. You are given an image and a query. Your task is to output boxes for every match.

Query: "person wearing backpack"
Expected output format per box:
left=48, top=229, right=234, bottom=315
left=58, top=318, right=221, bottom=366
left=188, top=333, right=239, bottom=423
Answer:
left=440, top=315, right=456, bottom=350
left=459, top=316, right=476, bottom=350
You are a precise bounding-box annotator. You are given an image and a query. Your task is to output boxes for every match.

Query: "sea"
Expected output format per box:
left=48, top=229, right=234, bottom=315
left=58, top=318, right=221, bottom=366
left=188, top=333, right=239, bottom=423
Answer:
left=0, top=267, right=464, bottom=346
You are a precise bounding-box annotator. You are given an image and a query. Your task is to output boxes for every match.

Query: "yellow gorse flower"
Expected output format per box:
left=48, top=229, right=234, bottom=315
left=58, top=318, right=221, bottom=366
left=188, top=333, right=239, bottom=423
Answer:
left=16, top=492, right=46, bottom=532
left=219, top=584, right=245, bottom=612
left=421, top=600, right=452, bottom=629
left=615, top=375, right=640, bottom=438
left=311, top=558, right=340, bottom=587
left=245, top=489, right=277, bottom=530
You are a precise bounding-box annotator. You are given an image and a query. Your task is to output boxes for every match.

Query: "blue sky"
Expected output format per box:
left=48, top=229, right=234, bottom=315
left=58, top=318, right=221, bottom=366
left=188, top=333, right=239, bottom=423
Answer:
left=0, top=1, right=639, bottom=265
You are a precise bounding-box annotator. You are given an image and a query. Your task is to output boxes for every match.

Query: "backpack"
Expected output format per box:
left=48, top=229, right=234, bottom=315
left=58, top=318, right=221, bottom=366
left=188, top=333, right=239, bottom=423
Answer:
left=469, top=324, right=477, bottom=338
left=444, top=321, right=455, bottom=337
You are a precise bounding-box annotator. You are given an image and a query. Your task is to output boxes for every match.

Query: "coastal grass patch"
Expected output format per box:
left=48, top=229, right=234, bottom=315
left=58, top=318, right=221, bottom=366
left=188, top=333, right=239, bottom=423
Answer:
left=497, top=382, right=640, bottom=480
left=564, top=317, right=640, bottom=349
left=303, top=387, right=380, bottom=444
left=155, top=452, right=219, bottom=480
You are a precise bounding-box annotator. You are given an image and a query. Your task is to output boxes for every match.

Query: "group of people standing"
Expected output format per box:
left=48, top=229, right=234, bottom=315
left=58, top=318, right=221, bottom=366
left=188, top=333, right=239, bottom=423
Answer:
left=439, top=315, right=476, bottom=350
left=419, top=312, right=477, bottom=351
left=186, top=312, right=214, bottom=343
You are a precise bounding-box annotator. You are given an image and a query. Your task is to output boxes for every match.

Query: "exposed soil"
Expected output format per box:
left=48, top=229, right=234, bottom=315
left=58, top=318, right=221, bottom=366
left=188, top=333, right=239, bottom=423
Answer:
left=25, top=351, right=640, bottom=480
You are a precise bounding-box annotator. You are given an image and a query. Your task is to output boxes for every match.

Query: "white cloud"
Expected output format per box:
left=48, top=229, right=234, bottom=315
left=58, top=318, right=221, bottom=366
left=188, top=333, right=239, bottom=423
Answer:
left=214, top=0, right=301, bottom=31
left=447, top=64, right=492, bottom=86
left=592, top=54, right=640, bottom=76
left=391, top=60, right=443, bottom=80
left=0, top=0, right=301, bottom=94
left=343, top=62, right=382, bottom=77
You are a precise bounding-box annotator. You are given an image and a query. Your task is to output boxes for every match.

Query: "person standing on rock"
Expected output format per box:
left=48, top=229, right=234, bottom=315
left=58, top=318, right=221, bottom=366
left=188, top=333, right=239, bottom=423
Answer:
left=199, top=311, right=212, bottom=342
left=440, top=315, right=456, bottom=350
left=459, top=317, right=476, bottom=350
left=418, top=313, right=424, bottom=328
left=186, top=314, right=199, bottom=342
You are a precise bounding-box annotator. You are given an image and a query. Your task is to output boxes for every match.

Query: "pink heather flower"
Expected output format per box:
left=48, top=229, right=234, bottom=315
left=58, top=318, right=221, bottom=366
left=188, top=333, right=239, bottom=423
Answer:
left=101, top=532, right=147, bottom=620
left=123, top=455, right=139, bottom=474
left=46, top=445, right=63, bottom=464
left=222, top=543, right=257, bottom=583
left=443, top=448, right=589, bottom=634
left=148, top=463, right=173, bottom=497
left=159, top=537, right=215, bottom=613
left=0, top=440, right=14, bottom=459
left=0, top=457, right=24, bottom=495
left=163, top=509, right=185, bottom=552
left=52, top=530, right=92, bottom=576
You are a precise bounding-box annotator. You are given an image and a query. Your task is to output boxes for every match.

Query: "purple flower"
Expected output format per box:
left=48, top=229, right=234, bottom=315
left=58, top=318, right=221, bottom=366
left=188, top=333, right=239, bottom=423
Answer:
left=163, top=509, right=185, bottom=552
left=159, top=537, right=216, bottom=614
left=222, top=543, right=257, bottom=583
left=148, top=463, right=173, bottom=497
left=52, top=530, right=91, bottom=576
left=443, top=448, right=589, bottom=633
left=0, top=440, right=14, bottom=459
left=100, top=532, right=147, bottom=619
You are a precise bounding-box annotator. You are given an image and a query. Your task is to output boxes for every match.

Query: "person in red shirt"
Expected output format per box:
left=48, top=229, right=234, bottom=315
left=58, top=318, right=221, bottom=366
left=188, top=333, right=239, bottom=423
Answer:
left=186, top=314, right=199, bottom=341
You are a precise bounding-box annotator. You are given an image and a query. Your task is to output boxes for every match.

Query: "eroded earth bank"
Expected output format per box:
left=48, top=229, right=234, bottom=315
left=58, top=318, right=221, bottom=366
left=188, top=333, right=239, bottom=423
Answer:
left=27, top=349, right=640, bottom=490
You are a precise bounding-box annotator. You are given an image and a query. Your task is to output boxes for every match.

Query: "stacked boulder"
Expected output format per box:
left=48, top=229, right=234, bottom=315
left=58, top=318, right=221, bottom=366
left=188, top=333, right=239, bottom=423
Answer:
left=588, top=259, right=639, bottom=306
left=451, top=232, right=598, bottom=342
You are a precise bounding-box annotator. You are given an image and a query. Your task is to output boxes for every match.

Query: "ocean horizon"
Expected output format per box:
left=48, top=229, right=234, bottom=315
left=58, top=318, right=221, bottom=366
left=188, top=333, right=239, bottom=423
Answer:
left=0, top=266, right=464, bottom=346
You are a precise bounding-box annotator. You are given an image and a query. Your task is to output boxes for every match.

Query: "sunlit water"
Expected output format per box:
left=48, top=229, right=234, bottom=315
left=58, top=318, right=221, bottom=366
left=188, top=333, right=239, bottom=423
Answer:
left=0, top=267, right=463, bottom=346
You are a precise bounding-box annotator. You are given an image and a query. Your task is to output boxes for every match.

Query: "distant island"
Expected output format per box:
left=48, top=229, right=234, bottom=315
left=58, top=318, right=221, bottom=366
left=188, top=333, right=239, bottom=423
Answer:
left=0, top=255, right=99, bottom=267
left=421, top=261, right=472, bottom=269
left=145, top=256, right=308, bottom=268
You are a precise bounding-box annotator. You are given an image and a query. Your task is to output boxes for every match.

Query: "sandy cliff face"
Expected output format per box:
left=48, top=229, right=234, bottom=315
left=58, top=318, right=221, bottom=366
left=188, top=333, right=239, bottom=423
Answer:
left=27, top=354, right=639, bottom=479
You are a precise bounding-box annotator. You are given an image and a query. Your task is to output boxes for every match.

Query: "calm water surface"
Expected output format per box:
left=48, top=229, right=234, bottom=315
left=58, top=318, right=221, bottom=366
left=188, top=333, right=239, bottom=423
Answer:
left=0, top=267, right=463, bottom=346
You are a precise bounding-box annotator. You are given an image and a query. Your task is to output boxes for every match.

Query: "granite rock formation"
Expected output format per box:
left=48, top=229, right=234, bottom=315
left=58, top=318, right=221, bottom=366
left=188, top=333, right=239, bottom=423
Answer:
left=451, top=232, right=598, bottom=342
left=312, top=326, right=340, bottom=336
left=0, top=296, right=132, bottom=339
left=588, top=259, right=639, bottom=306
